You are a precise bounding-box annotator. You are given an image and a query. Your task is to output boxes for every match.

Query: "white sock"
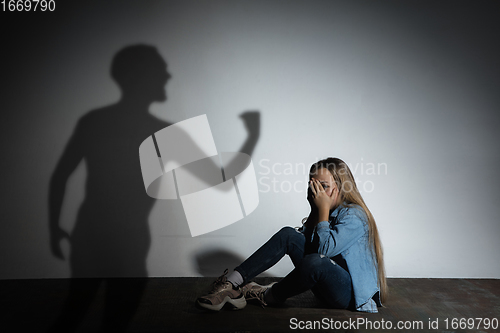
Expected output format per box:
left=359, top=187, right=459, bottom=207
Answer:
left=227, top=270, right=244, bottom=288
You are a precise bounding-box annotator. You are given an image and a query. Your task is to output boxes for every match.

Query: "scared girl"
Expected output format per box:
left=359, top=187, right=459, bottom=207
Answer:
left=196, top=157, right=386, bottom=313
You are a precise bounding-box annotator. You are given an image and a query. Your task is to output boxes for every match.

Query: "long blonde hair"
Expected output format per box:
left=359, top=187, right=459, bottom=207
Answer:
left=310, top=157, right=387, bottom=302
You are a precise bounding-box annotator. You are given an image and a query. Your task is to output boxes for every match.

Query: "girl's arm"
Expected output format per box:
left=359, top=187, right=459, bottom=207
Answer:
left=315, top=208, right=367, bottom=258
left=307, top=178, right=366, bottom=257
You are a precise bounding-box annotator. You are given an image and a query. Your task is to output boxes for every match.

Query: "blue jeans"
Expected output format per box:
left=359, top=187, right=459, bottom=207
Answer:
left=235, top=227, right=353, bottom=309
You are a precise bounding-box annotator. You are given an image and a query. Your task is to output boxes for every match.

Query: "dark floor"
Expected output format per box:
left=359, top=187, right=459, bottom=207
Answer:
left=1, top=277, right=499, bottom=332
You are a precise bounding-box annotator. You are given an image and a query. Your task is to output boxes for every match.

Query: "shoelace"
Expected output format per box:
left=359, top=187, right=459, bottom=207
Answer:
left=246, top=289, right=268, bottom=308
left=208, top=268, right=229, bottom=294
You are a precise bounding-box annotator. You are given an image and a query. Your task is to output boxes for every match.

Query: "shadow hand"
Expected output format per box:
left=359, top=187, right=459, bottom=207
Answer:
left=50, top=227, right=70, bottom=260
left=240, top=111, right=260, bottom=135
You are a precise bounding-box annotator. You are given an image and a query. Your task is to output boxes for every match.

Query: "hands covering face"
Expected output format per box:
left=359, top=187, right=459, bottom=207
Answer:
left=308, top=178, right=339, bottom=212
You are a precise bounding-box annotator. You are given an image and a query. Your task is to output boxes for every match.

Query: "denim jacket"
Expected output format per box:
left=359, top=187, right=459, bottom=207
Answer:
left=302, top=203, right=382, bottom=312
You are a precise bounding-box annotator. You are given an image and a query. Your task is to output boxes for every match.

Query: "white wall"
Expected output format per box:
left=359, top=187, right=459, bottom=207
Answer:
left=1, top=0, right=499, bottom=279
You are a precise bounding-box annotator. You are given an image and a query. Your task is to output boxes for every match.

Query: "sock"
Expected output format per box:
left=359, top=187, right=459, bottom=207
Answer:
left=227, top=270, right=244, bottom=288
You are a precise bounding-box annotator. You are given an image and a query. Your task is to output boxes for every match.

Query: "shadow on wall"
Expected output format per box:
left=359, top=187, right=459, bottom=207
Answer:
left=194, top=249, right=274, bottom=278
left=47, top=44, right=260, bottom=332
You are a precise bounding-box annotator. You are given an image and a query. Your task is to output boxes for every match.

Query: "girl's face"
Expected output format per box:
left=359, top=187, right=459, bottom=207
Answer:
left=310, top=167, right=336, bottom=197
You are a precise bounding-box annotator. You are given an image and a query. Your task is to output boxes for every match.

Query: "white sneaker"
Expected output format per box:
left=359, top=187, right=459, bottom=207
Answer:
left=196, top=269, right=247, bottom=311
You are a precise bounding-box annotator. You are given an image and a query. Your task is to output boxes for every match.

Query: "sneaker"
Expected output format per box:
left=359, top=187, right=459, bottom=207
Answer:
left=241, top=281, right=277, bottom=307
left=196, top=269, right=247, bottom=311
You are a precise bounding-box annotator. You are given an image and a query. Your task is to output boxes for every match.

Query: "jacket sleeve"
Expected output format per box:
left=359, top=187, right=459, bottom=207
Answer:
left=313, top=209, right=367, bottom=257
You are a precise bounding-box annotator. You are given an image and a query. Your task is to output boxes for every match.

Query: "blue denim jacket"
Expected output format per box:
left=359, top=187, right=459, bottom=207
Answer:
left=302, top=203, right=381, bottom=311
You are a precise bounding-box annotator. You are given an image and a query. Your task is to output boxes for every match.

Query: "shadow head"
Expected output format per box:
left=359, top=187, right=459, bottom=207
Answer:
left=111, top=44, right=171, bottom=102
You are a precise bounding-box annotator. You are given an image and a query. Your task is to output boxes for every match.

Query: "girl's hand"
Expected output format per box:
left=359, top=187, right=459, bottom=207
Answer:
left=307, top=186, right=317, bottom=211
left=309, top=179, right=338, bottom=219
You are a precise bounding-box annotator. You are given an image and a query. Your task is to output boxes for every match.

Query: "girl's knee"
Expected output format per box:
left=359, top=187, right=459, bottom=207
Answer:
left=299, top=253, right=325, bottom=271
left=275, top=226, right=302, bottom=240
left=278, top=226, right=297, bottom=234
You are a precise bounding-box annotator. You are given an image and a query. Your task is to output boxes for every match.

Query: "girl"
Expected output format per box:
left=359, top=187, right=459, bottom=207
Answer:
left=196, top=157, right=386, bottom=313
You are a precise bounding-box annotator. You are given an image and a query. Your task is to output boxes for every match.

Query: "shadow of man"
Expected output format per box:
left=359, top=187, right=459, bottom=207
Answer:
left=48, top=44, right=260, bottom=332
